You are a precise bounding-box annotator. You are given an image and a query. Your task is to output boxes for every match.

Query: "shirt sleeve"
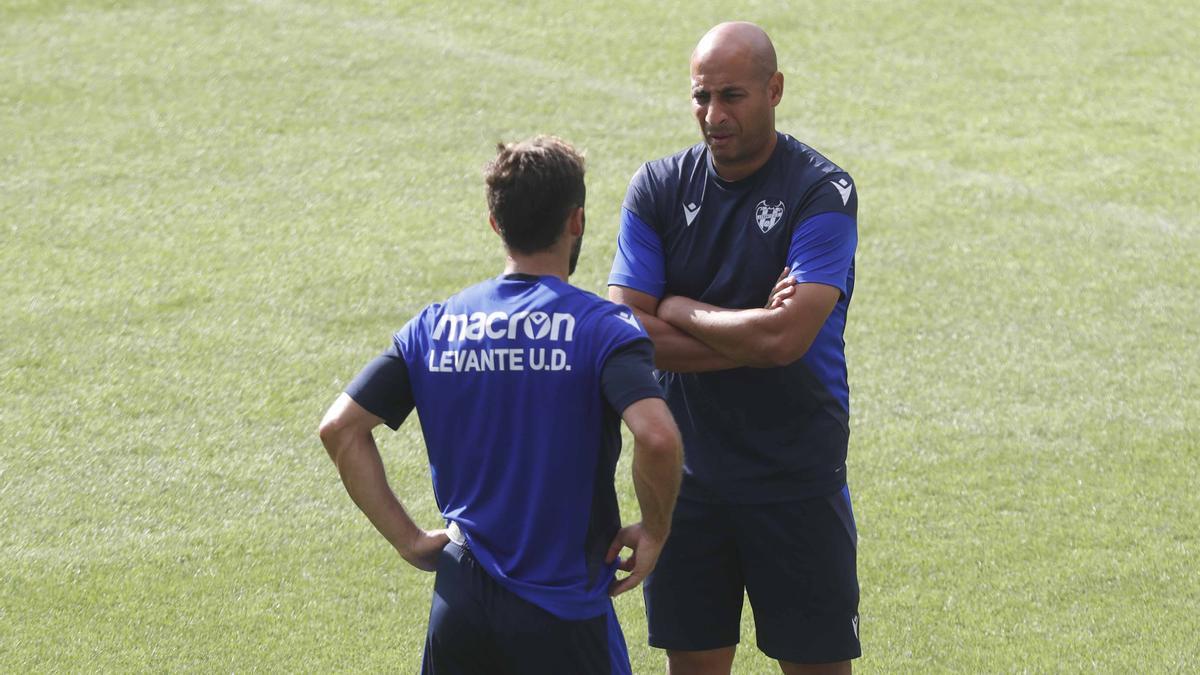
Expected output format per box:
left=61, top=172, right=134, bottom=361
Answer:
left=607, top=207, right=666, bottom=298
left=344, top=341, right=416, bottom=431
left=786, top=211, right=858, bottom=297
left=600, top=339, right=663, bottom=415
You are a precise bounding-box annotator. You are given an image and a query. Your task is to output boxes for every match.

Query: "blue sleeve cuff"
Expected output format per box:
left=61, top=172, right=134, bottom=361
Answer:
left=601, top=339, right=663, bottom=414
left=607, top=273, right=665, bottom=299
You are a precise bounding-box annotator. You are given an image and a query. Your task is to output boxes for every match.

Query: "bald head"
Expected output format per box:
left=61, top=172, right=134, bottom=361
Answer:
left=691, top=22, right=778, bottom=81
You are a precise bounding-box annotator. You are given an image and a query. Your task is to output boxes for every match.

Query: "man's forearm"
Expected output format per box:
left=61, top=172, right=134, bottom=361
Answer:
left=657, top=295, right=790, bottom=367
left=326, top=433, right=423, bottom=557
left=630, top=436, right=682, bottom=541
left=628, top=306, right=738, bottom=373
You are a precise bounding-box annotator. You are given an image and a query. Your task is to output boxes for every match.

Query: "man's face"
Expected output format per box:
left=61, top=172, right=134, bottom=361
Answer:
left=690, top=54, right=780, bottom=175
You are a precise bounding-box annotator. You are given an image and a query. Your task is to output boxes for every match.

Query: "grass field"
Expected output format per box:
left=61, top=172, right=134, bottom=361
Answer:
left=2, top=0, right=1198, bottom=671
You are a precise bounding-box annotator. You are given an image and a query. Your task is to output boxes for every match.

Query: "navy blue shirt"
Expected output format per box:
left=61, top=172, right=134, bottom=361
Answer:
left=609, top=133, right=858, bottom=503
left=345, top=274, right=662, bottom=620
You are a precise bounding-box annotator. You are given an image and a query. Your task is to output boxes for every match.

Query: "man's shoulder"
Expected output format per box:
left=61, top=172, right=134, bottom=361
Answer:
left=772, top=134, right=857, bottom=216
left=552, top=281, right=648, bottom=341
left=776, top=133, right=852, bottom=183
left=623, top=142, right=707, bottom=224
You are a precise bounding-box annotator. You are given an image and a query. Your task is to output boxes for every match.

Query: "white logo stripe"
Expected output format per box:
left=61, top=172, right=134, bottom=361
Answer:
left=831, top=179, right=853, bottom=206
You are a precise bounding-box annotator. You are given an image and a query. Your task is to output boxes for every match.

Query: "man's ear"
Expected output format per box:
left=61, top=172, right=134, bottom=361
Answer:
left=489, top=214, right=503, bottom=237
left=568, top=207, right=585, bottom=237
left=769, top=71, right=784, bottom=106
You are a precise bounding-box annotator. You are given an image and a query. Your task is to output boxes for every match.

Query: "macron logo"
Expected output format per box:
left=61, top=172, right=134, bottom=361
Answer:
left=617, top=312, right=641, bottom=331
left=683, top=202, right=701, bottom=226
left=831, top=178, right=854, bottom=206
left=432, top=311, right=576, bottom=343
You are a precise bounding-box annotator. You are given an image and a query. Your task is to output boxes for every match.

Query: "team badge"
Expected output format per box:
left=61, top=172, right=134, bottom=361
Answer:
left=754, top=200, right=785, bottom=233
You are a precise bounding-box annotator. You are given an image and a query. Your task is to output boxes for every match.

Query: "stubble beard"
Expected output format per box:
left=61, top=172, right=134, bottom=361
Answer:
left=568, top=235, right=583, bottom=276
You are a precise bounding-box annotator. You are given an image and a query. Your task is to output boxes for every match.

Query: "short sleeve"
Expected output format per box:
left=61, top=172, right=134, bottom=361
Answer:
left=344, top=334, right=416, bottom=431
left=607, top=208, right=666, bottom=298
left=786, top=212, right=858, bottom=297
left=587, top=302, right=653, bottom=372
left=600, top=339, right=663, bottom=414
left=621, top=163, right=658, bottom=223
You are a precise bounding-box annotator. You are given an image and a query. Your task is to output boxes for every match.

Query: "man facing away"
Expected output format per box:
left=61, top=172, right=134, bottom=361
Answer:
left=608, top=22, right=862, bottom=675
left=320, top=136, right=683, bottom=674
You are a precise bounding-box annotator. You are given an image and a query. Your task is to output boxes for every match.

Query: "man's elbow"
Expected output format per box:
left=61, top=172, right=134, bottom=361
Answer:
left=636, top=426, right=684, bottom=466
left=318, top=414, right=349, bottom=461
left=759, top=333, right=815, bottom=368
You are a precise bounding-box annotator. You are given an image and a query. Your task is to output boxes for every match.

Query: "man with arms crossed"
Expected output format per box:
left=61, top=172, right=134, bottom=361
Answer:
left=321, top=136, right=683, bottom=674
left=608, top=23, right=861, bottom=674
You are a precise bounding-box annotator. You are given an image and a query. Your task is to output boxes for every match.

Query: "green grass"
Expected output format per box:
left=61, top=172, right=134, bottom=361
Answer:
left=2, top=0, right=1197, bottom=671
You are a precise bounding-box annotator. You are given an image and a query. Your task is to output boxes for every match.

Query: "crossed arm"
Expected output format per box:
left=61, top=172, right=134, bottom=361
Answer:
left=609, top=268, right=841, bottom=372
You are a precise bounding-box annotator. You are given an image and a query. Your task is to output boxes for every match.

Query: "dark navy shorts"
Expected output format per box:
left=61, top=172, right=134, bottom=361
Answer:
left=643, top=486, right=861, bottom=664
left=421, top=541, right=631, bottom=675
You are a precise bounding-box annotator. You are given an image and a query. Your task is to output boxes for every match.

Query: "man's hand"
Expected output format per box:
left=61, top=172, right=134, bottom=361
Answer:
left=401, top=528, right=451, bottom=572
left=605, top=522, right=666, bottom=597
left=613, top=398, right=680, bottom=595
left=765, top=266, right=797, bottom=309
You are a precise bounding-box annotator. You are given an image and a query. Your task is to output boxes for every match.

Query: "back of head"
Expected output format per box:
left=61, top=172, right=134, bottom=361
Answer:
left=484, top=136, right=586, bottom=255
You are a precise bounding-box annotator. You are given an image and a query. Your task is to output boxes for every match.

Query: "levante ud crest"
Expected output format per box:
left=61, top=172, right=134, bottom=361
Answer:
left=755, top=199, right=785, bottom=233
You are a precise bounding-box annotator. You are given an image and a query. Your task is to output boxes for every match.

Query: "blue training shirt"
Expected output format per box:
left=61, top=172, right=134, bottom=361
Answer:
left=346, top=274, right=660, bottom=620
left=609, top=132, right=858, bottom=503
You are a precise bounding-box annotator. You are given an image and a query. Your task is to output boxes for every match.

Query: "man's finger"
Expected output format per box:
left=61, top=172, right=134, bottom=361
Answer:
left=605, top=530, right=628, bottom=564
left=609, top=571, right=643, bottom=597
left=769, top=285, right=797, bottom=308
left=765, top=268, right=796, bottom=307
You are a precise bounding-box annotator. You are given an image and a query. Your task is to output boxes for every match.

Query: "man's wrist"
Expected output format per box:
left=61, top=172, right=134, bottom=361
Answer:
left=644, top=523, right=670, bottom=543
left=389, top=524, right=425, bottom=559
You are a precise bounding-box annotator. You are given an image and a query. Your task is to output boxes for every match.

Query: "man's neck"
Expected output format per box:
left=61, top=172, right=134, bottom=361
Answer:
left=503, top=252, right=568, bottom=282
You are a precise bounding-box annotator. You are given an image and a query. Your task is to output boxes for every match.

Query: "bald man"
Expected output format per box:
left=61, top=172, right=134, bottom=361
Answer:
left=609, top=22, right=861, bottom=674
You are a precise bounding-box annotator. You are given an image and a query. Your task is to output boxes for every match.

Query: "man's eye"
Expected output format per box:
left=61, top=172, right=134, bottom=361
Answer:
left=693, top=93, right=709, bottom=103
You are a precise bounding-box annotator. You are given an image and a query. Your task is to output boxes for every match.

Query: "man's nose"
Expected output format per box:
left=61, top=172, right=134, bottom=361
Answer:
left=705, top=101, right=727, bottom=127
